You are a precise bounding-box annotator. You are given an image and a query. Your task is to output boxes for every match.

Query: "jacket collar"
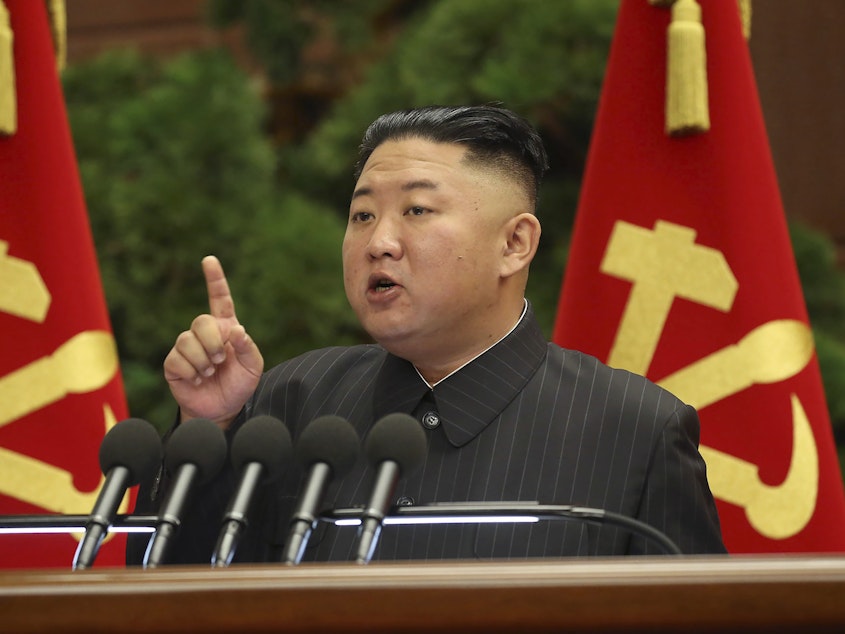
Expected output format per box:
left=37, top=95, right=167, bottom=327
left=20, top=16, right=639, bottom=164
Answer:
left=373, top=303, right=548, bottom=447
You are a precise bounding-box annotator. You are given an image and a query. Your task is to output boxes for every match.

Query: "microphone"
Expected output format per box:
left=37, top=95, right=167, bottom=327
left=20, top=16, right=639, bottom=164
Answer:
left=211, top=415, right=292, bottom=567
left=355, top=413, right=427, bottom=564
left=281, top=415, right=360, bottom=565
left=142, top=418, right=227, bottom=568
left=73, top=418, right=162, bottom=570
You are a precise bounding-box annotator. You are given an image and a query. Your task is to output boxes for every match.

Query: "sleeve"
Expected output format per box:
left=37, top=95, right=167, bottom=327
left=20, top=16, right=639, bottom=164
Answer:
left=632, top=403, right=728, bottom=555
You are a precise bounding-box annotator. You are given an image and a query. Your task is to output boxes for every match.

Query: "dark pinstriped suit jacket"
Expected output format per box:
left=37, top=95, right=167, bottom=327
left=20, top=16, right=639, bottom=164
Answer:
left=127, top=305, right=726, bottom=565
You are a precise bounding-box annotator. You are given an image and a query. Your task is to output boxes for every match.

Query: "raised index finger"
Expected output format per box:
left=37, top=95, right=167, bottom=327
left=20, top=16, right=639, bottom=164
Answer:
left=202, top=255, right=237, bottom=320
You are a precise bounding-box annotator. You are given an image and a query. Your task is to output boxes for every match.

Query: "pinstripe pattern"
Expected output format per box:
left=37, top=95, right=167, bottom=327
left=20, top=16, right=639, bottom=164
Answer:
left=128, top=305, right=725, bottom=565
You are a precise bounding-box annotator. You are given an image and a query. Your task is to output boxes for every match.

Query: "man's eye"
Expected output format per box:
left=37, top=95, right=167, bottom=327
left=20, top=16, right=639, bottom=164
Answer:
left=351, top=211, right=373, bottom=223
left=406, top=206, right=429, bottom=216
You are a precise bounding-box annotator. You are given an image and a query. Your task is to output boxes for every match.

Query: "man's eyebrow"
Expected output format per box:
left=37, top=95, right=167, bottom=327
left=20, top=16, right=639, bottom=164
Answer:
left=350, top=186, right=371, bottom=200
left=351, top=179, right=438, bottom=200
left=401, top=179, right=438, bottom=192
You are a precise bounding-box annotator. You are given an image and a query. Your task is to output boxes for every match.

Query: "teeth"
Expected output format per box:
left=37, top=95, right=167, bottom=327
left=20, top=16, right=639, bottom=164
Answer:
left=374, top=279, right=395, bottom=291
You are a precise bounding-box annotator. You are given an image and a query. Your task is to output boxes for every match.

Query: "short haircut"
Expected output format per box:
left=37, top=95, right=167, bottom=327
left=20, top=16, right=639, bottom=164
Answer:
left=354, top=105, right=549, bottom=210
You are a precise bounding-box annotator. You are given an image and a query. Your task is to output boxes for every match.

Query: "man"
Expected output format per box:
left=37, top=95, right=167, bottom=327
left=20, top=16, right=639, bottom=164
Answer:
left=128, top=105, right=725, bottom=565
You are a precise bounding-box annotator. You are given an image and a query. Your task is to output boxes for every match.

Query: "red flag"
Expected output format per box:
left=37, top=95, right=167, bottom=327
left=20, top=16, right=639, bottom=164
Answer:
left=554, top=0, right=845, bottom=553
left=0, top=0, right=130, bottom=567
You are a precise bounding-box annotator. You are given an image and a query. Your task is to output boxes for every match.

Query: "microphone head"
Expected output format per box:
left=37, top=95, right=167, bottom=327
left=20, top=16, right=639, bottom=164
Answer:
left=231, top=415, right=293, bottom=483
left=364, top=413, right=427, bottom=476
left=99, top=418, right=163, bottom=486
left=164, top=418, right=227, bottom=485
left=295, top=415, right=360, bottom=477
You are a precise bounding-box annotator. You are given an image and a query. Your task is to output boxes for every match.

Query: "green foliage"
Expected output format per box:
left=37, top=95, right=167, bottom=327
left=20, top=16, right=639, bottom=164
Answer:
left=790, top=221, right=845, bottom=439
left=63, top=50, right=362, bottom=429
left=791, top=222, right=845, bottom=339
left=206, top=0, right=397, bottom=85
left=813, top=329, right=845, bottom=437
left=286, top=0, right=617, bottom=198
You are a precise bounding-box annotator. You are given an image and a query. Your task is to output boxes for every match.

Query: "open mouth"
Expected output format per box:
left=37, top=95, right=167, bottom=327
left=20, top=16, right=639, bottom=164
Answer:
left=373, top=279, right=397, bottom=292
left=368, top=273, right=399, bottom=294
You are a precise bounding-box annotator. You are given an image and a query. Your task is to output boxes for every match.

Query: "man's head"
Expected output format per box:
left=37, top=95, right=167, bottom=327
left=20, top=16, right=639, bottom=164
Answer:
left=354, top=105, right=548, bottom=212
left=343, top=105, right=547, bottom=382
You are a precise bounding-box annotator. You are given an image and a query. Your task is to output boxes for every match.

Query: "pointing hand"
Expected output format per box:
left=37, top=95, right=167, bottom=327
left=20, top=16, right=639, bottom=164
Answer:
left=163, top=256, right=263, bottom=429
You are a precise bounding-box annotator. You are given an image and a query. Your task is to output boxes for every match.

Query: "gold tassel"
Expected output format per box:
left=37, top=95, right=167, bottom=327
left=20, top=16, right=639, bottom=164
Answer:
left=665, top=0, right=710, bottom=136
left=737, top=0, right=752, bottom=40
left=46, top=0, right=66, bottom=72
left=0, top=0, right=16, bottom=136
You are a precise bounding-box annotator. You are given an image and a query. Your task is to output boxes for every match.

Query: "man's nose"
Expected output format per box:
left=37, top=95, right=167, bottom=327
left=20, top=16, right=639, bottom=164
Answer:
left=366, top=218, right=403, bottom=260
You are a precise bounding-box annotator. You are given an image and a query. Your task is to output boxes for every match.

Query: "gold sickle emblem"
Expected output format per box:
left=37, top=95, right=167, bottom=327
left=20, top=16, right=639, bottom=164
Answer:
left=697, top=395, right=817, bottom=540
left=602, top=219, right=819, bottom=539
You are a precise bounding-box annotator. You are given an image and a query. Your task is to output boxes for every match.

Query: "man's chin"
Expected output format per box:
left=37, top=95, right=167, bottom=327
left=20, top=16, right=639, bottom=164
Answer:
left=365, top=321, right=420, bottom=355
left=368, top=326, right=412, bottom=349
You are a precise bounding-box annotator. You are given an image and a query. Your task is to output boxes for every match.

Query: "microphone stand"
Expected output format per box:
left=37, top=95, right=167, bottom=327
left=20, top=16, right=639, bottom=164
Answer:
left=0, top=514, right=158, bottom=534
left=323, top=502, right=682, bottom=561
left=2, top=503, right=682, bottom=565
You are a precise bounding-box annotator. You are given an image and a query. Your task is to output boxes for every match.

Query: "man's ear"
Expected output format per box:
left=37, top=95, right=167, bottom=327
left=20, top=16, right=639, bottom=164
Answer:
left=500, top=213, right=541, bottom=278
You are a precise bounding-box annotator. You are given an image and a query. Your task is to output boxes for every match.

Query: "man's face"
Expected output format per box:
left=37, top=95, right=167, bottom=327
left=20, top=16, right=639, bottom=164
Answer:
left=342, top=137, right=526, bottom=368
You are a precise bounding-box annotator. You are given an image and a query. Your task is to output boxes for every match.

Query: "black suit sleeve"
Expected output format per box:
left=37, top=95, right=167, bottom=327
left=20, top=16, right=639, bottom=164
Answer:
left=633, top=403, right=727, bottom=554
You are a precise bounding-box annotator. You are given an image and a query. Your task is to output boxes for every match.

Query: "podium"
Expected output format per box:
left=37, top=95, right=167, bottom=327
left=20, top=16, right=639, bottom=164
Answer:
left=2, top=556, right=845, bottom=632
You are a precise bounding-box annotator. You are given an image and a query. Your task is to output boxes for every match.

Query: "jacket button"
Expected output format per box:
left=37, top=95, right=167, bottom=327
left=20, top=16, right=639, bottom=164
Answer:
left=422, top=411, right=441, bottom=429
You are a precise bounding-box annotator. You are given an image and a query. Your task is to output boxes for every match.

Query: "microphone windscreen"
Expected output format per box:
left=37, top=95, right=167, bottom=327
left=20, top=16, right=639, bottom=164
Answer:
left=98, top=418, right=163, bottom=486
left=364, top=413, right=427, bottom=475
left=164, top=417, right=227, bottom=484
left=295, top=415, right=360, bottom=476
left=231, top=415, right=293, bottom=483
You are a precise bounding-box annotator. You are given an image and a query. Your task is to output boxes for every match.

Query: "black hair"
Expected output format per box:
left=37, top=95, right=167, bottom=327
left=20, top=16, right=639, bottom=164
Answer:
left=354, top=105, right=549, bottom=209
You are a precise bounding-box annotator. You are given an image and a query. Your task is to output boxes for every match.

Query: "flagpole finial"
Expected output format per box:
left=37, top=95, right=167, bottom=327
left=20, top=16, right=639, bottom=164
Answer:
left=665, top=0, right=710, bottom=136
left=0, top=0, right=16, bottom=135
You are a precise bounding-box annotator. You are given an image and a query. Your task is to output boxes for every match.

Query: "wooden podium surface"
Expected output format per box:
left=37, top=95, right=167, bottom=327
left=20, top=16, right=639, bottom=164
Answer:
left=2, top=556, right=845, bottom=633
